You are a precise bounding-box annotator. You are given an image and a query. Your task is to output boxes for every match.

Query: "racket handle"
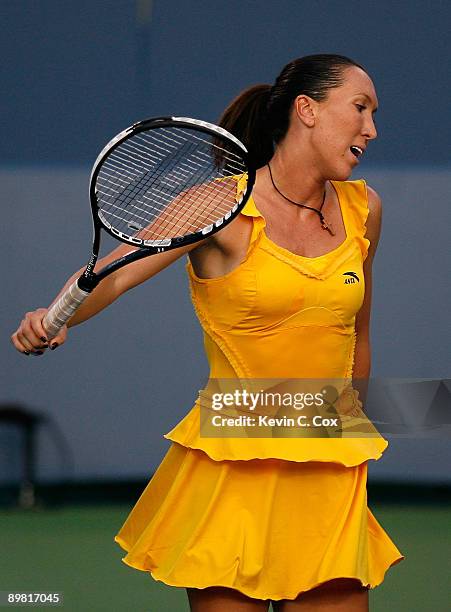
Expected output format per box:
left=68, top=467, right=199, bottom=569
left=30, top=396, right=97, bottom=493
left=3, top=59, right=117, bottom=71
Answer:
left=43, top=279, right=91, bottom=340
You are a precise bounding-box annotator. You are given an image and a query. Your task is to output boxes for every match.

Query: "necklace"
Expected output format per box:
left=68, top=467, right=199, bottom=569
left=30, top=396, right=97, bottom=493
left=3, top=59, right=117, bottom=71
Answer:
left=267, top=163, right=335, bottom=236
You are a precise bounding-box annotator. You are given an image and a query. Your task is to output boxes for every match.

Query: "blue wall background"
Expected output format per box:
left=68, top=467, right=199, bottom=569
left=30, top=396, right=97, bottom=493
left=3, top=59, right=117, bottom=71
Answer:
left=3, top=0, right=451, bottom=165
left=1, top=1, right=450, bottom=485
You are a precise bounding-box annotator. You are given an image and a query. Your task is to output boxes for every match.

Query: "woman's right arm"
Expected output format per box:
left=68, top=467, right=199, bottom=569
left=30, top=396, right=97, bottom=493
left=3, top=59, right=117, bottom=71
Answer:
left=10, top=239, right=205, bottom=355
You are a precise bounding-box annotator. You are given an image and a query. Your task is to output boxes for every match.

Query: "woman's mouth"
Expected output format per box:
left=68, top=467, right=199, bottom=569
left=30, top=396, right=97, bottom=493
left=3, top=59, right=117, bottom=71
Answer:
left=350, top=145, right=364, bottom=158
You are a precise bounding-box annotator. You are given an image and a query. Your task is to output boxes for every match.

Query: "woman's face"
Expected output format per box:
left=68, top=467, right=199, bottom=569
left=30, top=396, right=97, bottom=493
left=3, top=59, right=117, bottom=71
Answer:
left=302, top=66, right=379, bottom=180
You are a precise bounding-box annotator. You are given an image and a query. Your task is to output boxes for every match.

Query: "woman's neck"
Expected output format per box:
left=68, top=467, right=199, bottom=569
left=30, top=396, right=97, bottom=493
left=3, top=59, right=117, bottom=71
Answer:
left=260, top=148, right=328, bottom=210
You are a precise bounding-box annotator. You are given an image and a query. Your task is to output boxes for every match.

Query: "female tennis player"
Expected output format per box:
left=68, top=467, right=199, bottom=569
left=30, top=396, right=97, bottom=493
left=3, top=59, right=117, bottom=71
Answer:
left=11, top=54, right=404, bottom=611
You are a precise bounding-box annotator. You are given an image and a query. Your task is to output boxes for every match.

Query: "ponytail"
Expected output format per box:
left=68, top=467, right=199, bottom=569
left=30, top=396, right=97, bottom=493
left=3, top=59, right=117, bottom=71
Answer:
left=218, top=84, right=274, bottom=169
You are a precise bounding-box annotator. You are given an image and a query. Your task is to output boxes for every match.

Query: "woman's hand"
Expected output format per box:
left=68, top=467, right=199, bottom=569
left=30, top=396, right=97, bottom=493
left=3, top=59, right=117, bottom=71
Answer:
left=11, top=308, right=67, bottom=356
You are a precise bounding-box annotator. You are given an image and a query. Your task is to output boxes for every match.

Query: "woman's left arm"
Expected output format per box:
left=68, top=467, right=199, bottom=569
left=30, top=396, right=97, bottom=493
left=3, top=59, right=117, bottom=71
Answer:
left=353, top=186, right=383, bottom=381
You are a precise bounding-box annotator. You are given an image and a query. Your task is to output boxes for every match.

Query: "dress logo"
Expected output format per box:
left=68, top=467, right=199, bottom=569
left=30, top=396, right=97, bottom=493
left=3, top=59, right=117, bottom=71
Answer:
left=343, top=271, right=360, bottom=284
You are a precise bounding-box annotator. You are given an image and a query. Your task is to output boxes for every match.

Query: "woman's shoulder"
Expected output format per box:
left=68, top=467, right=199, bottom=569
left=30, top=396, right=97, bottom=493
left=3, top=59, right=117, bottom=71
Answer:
left=365, top=184, right=382, bottom=217
left=364, top=185, right=382, bottom=253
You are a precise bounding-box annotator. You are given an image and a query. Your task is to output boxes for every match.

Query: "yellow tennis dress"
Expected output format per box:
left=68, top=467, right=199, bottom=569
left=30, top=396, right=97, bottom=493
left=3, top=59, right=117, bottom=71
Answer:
left=114, top=178, right=404, bottom=601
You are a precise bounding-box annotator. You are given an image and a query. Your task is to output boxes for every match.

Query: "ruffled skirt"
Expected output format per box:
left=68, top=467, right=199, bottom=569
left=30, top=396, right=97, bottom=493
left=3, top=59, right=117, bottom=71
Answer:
left=114, top=442, right=404, bottom=601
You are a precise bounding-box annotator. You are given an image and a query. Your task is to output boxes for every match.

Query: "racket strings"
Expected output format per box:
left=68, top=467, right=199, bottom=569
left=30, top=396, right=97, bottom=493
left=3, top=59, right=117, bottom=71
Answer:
left=133, top=131, right=242, bottom=232
left=99, top=130, right=242, bottom=228
left=95, top=126, right=247, bottom=242
left=98, top=168, right=236, bottom=238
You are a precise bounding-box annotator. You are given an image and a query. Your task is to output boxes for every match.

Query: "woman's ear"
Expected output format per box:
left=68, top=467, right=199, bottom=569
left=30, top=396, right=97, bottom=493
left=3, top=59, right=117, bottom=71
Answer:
left=294, top=95, right=316, bottom=127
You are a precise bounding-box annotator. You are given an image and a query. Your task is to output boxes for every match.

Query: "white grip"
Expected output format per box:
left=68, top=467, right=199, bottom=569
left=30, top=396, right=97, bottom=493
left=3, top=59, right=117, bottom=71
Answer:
left=43, top=280, right=91, bottom=341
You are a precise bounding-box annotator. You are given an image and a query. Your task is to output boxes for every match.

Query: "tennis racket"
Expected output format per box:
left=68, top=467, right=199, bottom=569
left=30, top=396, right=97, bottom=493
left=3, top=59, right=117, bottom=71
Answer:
left=42, top=116, right=255, bottom=341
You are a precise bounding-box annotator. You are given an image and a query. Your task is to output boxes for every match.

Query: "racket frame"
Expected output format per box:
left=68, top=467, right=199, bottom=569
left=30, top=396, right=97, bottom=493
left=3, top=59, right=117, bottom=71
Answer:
left=42, top=116, right=255, bottom=339
left=78, top=115, right=255, bottom=291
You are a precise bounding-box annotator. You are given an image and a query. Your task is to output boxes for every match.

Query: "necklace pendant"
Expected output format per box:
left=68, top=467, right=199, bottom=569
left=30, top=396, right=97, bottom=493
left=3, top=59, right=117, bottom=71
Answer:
left=321, top=218, right=335, bottom=236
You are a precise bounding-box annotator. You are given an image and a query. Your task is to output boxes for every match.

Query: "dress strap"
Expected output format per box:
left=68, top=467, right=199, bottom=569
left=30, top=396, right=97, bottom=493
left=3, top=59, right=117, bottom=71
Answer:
left=235, top=174, right=266, bottom=254
left=331, top=179, right=370, bottom=262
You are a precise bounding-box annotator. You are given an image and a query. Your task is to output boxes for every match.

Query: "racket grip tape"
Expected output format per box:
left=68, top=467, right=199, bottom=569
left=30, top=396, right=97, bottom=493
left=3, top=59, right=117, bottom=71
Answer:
left=43, top=279, right=91, bottom=340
